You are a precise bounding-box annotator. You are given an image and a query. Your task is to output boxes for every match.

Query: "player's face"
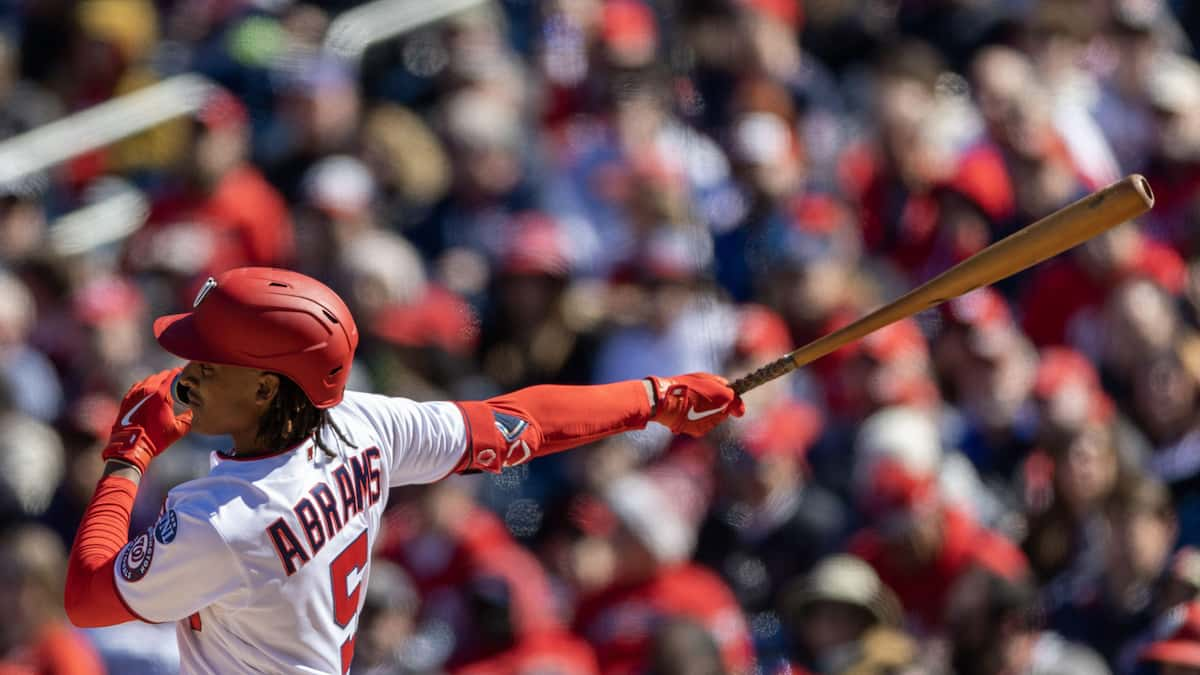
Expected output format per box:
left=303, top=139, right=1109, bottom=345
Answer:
left=177, top=361, right=279, bottom=447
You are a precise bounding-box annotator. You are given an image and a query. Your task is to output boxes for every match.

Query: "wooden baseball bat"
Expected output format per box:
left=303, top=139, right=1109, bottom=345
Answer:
left=729, top=174, right=1155, bottom=395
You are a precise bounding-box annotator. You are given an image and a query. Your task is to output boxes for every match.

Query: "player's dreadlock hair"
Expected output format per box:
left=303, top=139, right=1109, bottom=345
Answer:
left=256, top=374, right=354, bottom=459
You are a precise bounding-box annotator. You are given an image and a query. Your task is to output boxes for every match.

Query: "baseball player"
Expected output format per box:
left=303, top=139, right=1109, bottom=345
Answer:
left=63, top=267, right=744, bottom=674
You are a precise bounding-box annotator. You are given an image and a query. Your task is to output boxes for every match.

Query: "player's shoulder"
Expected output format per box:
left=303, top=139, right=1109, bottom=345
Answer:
left=166, top=477, right=241, bottom=514
left=164, top=476, right=274, bottom=545
left=335, top=389, right=421, bottom=417
left=332, top=389, right=437, bottom=434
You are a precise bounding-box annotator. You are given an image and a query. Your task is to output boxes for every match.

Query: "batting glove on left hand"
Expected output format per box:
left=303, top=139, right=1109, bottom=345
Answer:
left=102, top=368, right=193, bottom=474
left=646, top=372, right=745, bottom=437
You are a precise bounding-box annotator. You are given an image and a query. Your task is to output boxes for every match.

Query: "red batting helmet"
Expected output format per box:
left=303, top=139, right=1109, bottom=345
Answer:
left=153, top=267, right=358, bottom=408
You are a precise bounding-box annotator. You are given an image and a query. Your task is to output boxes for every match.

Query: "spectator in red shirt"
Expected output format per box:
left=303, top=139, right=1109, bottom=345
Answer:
left=572, top=472, right=754, bottom=675
left=452, top=574, right=598, bottom=675
left=126, top=89, right=294, bottom=284
left=378, top=479, right=563, bottom=665
left=1020, top=224, right=1185, bottom=350
left=848, top=422, right=1027, bottom=633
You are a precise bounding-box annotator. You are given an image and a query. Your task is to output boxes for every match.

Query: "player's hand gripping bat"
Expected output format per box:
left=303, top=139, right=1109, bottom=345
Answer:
left=729, top=174, right=1156, bottom=395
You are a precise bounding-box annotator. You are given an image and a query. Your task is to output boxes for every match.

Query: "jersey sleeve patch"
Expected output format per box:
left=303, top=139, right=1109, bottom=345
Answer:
left=493, top=411, right=528, bottom=442
left=154, top=509, right=178, bottom=544
left=118, top=531, right=155, bottom=582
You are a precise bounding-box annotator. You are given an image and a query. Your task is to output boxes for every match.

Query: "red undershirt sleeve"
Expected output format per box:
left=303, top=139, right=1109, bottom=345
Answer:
left=64, top=474, right=143, bottom=627
left=453, top=380, right=653, bottom=474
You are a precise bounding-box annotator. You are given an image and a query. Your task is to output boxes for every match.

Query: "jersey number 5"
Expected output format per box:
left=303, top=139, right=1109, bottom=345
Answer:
left=331, top=530, right=369, bottom=675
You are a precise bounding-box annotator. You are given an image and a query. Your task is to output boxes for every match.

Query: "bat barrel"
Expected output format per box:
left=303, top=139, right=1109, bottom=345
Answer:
left=729, top=175, right=1154, bottom=396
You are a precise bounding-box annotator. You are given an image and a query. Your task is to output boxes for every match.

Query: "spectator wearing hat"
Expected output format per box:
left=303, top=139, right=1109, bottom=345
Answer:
left=824, top=318, right=939, bottom=425
left=715, top=79, right=810, bottom=303
left=294, top=154, right=382, bottom=283
left=572, top=472, right=753, bottom=675
left=806, top=326, right=945, bottom=504
left=65, top=274, right=149, bottom=400
left=932, top=288, right=1012, bottom=402
left=332, top=228, right=449, bottom=399
left=360, top=104, right=452, bottom=232
left=945, top=561, right=1109, bottom=675
left=918, top=148, right=1017, bottom=283
left=778, top=554, right=916, bottom=675
left=751, top=192, right=865, bottom=340
left=478, top=211, right=599, bottom=392
left=369, top=284, right=480, bottom=401
left=848, top=407, right=1025, bottom=633
left=1138, top=52, right=1200, bottom=254
left=1031, top=347, right=1121, bottom=455
left=812, top=322, right=942, bottom=498
left=412, top=86, right=538, bottom=260
left=935, top=288, right=1040, bottom=481
left=593, top=226, right=735, bottom=385
left=334, top=228, right=428, bottom=328
left=695, top=400, right=847, bottom=626
left=126, top=89, right=294, bottom=283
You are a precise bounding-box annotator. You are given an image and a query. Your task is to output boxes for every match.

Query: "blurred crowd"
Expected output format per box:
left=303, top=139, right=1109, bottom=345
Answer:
left=2, top=0, right=1200, bottom=674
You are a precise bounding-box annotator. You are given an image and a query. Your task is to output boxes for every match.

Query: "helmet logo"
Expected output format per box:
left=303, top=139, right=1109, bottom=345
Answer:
left=193, top=277, right=217, bottom=308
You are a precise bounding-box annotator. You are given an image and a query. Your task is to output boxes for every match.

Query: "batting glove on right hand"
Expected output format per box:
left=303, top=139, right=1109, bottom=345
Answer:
left=102, top=368, right=193, bottom=474
left=646, top=373, right=745, bottom=437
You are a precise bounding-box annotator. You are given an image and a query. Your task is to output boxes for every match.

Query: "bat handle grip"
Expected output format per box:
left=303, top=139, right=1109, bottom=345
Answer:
left=729, top=355, right=797, bottom=395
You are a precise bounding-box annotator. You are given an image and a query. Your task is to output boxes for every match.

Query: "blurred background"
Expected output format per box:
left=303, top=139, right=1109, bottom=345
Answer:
left=0, top=0, right=1199, bottom=673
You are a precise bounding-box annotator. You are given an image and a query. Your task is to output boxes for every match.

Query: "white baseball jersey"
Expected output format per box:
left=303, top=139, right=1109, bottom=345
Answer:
left=112, top=390, right=468, bottom=674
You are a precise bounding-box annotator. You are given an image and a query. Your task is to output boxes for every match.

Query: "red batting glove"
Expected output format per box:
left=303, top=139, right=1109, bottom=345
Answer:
left=646, top=373, right=745, bottom=437
left=102, top=368, right=193, bottom=474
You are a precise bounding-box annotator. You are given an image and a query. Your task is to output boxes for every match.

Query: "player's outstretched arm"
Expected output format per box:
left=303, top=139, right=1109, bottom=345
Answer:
left=64, top=369, right=191, bottom=627
left=452, top=373, right=744, bottom=474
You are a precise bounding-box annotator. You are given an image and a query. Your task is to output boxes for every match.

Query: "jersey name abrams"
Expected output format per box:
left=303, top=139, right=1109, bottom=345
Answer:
left=267, top=447, right=383, bottom=575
